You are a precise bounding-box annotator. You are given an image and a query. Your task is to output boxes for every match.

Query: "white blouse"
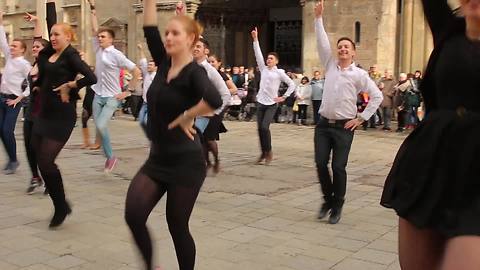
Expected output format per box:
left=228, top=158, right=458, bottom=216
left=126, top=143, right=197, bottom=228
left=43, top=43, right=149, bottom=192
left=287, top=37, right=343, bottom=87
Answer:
left=0, top=26, right=31, bottom=97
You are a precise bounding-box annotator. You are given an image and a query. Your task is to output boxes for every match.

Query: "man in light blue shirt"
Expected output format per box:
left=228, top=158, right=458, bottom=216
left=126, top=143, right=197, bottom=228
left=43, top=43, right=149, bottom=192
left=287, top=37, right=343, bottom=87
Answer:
left=310, top=70, right=325, bottom=125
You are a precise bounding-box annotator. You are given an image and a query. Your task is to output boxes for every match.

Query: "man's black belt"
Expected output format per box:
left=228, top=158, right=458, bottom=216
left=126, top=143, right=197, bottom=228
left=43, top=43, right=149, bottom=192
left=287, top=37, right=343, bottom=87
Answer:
left=319, top=116, right=351, bottom=127
left=0, top=93, right=18, bottom=99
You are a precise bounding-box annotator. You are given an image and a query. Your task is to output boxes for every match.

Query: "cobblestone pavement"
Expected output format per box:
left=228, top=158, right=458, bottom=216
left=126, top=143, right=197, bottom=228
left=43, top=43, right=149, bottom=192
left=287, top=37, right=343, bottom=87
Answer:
left=0, top=116, right=408, bottom=270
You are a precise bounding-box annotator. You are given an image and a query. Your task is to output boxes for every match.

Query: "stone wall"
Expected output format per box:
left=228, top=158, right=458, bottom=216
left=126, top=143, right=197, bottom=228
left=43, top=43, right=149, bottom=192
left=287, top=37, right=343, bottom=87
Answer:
left=2, top=0, right=463, bottom=75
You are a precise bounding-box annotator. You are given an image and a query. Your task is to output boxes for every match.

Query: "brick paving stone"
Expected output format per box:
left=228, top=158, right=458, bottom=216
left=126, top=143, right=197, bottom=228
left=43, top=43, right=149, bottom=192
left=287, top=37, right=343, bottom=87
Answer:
left=332, top=258, right=387, bottom=270
left=0, top=119, right=405, bottom=269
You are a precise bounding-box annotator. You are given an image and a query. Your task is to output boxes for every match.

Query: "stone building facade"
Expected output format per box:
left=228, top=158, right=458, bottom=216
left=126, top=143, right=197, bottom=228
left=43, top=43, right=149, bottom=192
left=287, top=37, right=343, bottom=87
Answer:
left=0, top=0, right=460, bottom=76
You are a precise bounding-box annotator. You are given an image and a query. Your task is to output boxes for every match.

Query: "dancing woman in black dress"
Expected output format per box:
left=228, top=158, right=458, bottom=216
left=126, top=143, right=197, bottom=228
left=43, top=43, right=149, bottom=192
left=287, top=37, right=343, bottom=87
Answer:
left=124, top=0, right=222, bottom=269
left=32, top=10, right=97, bottom=227
left=381, top=0, right=480, bottom=269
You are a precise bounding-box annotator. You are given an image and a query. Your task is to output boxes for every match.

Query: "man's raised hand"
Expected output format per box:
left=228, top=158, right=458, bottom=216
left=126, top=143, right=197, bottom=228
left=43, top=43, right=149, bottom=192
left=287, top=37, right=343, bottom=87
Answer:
left=314, top=0, right=324, bottom=18
left=24, top=12, right=38, bottom=22
left=176, top=1, right=186, bottom=15
left=251, top=27, right=258, bottom=41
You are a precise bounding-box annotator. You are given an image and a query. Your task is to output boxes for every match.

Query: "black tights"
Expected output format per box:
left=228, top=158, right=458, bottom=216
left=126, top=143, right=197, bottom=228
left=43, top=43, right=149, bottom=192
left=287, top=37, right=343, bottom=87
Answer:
left=23, top=120, right=39, bottom=178
left=82, top=108, right=92, bottom=129
left=203, top=140, right=219, bottom=166
left=125, top=172, right=202, bottom=270
left=32, top=134, right=68, bottom=212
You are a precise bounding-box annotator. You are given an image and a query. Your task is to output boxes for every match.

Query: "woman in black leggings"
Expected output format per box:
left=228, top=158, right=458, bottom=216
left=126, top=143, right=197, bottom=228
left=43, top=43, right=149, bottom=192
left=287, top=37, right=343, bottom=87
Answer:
left=24, top=5, right=56, bottom=195
left=80, top=82, right=100, bottom=149
left=124, top=1, right=221, bottom=269
left=32, top=1, right=96, bottom=228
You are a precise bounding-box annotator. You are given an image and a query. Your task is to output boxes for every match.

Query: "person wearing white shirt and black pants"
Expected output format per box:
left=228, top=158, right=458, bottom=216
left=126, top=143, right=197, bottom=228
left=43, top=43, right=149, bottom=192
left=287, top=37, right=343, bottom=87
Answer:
left=251, top=27, right=295, bottom=165
left=0, top=13, right=32, bottom=175
left=314, top=1, right=383, bottom=224
left=88, top=0, right=141, bottom=172
left=137, top=43, right=157, bottom=134
left=193, top=38, right=231, bottom=174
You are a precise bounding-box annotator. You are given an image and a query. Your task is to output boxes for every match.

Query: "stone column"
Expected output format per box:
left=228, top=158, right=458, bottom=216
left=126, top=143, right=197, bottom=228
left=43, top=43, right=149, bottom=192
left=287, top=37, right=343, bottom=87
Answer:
left=36, top=0, right=47, bottom=38
left=301, top=0, right=319, bottom=77
left=81, top=0, right=93, bottom=65
left=376, top=0, right=397, bottom=74
left=131, top=0, right=192, bottom=61
left=423, top=18, right=433, bottom=67
left=410, top=0, right=425, bottom=72
left=400, top=0, right=414, bottom=73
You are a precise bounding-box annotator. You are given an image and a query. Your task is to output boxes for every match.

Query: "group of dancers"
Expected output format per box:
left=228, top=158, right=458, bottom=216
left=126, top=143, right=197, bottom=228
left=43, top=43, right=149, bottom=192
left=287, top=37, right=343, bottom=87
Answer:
left=1, top=0, right=479, bottom=269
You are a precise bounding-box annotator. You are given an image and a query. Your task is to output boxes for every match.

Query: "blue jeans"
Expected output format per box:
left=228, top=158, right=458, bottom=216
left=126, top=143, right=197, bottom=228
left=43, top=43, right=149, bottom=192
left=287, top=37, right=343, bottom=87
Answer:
left=195, top=116, right=210, bottom=133
left=0, top=95, right=22, bottom=162
left=138, top=102, right=148, bottom=135
left=92, top=95, right=121, bottom=159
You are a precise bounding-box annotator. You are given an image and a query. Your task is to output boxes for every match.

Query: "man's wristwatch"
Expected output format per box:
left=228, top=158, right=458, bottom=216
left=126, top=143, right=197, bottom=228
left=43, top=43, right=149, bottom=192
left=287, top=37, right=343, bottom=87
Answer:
left=90, top=4, right=95, bottom=10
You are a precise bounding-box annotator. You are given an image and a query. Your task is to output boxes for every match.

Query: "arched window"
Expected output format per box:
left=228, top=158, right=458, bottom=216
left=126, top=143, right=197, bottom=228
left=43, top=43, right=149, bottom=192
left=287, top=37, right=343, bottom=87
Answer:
left=355, top=21, right=361, bottom=44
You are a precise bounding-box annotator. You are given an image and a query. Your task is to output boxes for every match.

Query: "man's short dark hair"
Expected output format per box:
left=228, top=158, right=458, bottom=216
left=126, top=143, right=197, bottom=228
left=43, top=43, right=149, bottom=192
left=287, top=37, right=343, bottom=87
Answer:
left=98, top=27, right=116, bottom=39
left=267, top=52, right=279, bottom=61
left=198, top=38, right=210, bottom=49
left=13, top=38, right=27, bottom=50
left=337, top=37, right=356, bottom=50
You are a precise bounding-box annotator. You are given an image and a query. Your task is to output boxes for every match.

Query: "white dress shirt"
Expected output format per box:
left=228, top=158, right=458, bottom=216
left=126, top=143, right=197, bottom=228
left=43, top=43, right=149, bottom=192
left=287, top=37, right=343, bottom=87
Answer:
left=253, top=41, right=295, bottom=106
left=0, top=26, right=31, bottom=97
left=91, top=38, right=136, bottom=97
left=199, top=59, right=231, bottom=115
left=138, top=58, right=156, bottom=103
left=315, top=18, right=382, bottom=121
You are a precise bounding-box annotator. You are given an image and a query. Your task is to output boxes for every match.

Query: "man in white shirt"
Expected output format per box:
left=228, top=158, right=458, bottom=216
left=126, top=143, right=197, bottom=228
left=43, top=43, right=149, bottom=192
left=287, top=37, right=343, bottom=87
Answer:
left=251, top=27, right=296, bottom=165
left=0, top=12, right=32, bottom=174
left=137, top=43, right=157, bottom=134
left=192, top=38, right=231, bottom=173
left=314, top=1, right=382, bottom=224
left=88, top=1, right=141, bottom=172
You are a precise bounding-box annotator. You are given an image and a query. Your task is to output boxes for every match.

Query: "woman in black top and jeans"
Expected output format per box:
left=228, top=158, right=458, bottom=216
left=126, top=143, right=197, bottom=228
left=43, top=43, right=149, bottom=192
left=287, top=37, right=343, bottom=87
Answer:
left=32, top=2, right=97, bottom=228
left=381, top=0, right=480, bottom=269
left=124, top=1, right=221, bottom=270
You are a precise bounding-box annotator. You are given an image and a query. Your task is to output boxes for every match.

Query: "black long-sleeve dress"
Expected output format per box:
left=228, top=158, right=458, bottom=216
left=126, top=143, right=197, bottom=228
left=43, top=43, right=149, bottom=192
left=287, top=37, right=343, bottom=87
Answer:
left=141, top=26, right=222, bottom=187
left=33, top=44, right=97, bottom=142
left=381, top=1, right=480, bottom=237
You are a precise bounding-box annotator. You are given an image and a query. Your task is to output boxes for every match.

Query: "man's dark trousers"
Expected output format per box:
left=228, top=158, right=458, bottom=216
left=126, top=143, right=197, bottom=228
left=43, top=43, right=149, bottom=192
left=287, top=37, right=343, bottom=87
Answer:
left=314, top=117, right=354, bottom=210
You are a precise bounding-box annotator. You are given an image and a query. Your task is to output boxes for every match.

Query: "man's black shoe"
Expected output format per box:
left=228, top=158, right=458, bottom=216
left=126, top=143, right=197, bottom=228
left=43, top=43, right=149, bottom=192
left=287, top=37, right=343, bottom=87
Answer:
left=328, top=207, right=343, bottom=224
left=318, top=203, right=331, bottom=220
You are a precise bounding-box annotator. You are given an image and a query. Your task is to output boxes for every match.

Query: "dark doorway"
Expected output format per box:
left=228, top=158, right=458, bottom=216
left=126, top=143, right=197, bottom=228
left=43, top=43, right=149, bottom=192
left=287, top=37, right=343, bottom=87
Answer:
left=196, top=0, right=302, bottom=71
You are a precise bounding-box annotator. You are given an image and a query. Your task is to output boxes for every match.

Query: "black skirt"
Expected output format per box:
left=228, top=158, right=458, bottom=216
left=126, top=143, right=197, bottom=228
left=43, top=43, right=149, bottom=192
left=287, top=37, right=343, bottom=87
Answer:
left=141, top=136, right=207, bottom=188
left=381, top=109, right=480, bottom=238
left=203, top=114, right=227, bottom=141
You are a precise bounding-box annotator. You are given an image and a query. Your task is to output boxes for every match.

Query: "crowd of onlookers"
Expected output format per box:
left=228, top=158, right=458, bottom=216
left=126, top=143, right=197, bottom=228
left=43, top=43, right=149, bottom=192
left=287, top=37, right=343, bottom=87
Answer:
left=366, top=65, right=423, bottom=132
left=104, top=62, right=423, bottom=134
left=202, top=63, right=423, bottom=133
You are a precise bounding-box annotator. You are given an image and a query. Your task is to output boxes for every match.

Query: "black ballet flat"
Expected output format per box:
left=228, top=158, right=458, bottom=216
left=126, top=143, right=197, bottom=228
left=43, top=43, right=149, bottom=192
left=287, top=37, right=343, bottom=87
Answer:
left=49, top=203, right=72, bottom=229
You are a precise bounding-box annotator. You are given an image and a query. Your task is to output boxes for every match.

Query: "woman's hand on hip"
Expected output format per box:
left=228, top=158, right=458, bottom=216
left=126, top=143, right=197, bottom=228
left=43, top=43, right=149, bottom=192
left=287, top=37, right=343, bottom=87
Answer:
left=53, top=83, right=72, bottom=103
left=168, top=111, right=196, bottom=140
